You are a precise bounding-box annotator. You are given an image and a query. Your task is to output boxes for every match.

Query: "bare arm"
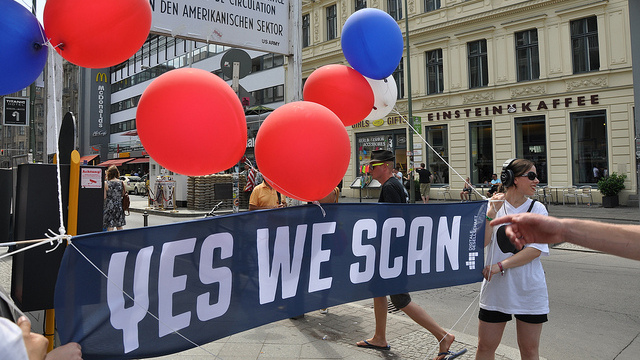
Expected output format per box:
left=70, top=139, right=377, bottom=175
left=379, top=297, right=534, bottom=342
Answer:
left=491, top=213, right=640, bottom=261
left=45, top=343, right=82, bottom=360
left=482, top=247, right=542, bottom=280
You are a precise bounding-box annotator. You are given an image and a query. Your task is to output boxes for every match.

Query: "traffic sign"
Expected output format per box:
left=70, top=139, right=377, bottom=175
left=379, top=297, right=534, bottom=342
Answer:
left=3, top=97, right=29, bottom=126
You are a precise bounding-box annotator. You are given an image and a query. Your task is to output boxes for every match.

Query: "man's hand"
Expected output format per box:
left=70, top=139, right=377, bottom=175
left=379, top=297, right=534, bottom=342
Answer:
left=490, top=213, right=564, bottom=249
left=46, top=343, right=82, bottom=360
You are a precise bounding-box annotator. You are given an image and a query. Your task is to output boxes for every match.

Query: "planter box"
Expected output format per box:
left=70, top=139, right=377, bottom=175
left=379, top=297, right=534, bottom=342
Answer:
left=602, top=195, right=619, bottom=208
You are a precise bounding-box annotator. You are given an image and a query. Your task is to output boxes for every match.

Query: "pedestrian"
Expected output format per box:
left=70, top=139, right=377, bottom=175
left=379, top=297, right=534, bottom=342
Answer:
left=248, top=179, right=286, bottom=210
left=356, top=150, right=466, bottom=360
left=103, top=165, right=126, bottom=231
left=477, top=158, right=549, bottom=360
left=415, top=163, right=433, bottom=203
left=460, top=177, right=472, bottom=201
left=486, top=173, right=502, bottom=197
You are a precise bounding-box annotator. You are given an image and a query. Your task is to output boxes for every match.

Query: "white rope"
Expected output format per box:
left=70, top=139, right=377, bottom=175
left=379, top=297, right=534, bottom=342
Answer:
left=48, top=45, right=66, bottom=237
left=0, top=233, right=69, bottom=261
left=67, top=241, right=224, bottom=359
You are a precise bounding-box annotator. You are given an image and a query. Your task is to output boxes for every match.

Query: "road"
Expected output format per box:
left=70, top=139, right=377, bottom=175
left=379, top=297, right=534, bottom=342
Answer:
left=123, top=210, right=640, bottom=360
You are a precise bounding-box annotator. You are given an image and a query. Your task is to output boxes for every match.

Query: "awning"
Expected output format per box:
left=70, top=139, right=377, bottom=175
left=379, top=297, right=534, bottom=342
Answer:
left=97, top=158, right=134, bottom=167
left=128, top=157, right=149, bottom=164
left=80, top=154, right=99, bottom=163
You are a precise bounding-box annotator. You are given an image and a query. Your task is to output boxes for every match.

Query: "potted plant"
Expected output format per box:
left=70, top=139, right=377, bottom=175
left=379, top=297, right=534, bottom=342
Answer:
left=597, top=172, right=627, bottom=208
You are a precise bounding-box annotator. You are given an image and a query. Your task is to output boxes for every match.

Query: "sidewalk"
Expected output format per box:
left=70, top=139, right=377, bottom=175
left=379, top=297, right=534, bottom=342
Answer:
left=130, top=196, right=614, bottom=360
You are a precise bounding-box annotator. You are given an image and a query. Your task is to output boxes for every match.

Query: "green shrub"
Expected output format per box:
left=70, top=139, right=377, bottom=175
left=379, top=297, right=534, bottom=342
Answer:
left=597, top=172, right=627, bottom=197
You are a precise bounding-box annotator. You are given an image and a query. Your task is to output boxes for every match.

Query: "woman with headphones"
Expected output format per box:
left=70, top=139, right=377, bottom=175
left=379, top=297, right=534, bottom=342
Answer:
left=476, top=158, right=549, bottom=360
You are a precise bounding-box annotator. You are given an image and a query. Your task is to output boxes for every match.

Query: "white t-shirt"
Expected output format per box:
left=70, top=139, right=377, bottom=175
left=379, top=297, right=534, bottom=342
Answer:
left=0, top=318, right=29, bottom=360
left=480, top=198, right=550, bottom=315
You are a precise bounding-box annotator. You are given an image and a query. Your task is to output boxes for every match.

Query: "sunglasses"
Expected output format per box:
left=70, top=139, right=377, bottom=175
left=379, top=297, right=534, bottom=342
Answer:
left=369, top=162, right=385, bottom=169
left=519, top=172, right=538, bottom=180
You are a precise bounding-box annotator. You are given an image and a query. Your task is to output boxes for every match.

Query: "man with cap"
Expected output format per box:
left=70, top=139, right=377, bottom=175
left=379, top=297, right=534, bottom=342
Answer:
left=356, top=150, right=465, bottom=360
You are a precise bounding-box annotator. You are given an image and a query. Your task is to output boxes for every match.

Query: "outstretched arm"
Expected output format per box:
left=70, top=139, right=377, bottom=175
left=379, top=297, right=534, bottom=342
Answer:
left=490, top=213, right=640, bottom=261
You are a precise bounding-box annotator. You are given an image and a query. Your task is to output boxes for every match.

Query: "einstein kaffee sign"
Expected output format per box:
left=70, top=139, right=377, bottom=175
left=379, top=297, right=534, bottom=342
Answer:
left=149, top=0, right=289, bottom=55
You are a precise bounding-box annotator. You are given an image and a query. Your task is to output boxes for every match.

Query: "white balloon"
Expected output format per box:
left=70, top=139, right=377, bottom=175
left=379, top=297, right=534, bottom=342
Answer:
left=364, top=75, right=398, bottom=120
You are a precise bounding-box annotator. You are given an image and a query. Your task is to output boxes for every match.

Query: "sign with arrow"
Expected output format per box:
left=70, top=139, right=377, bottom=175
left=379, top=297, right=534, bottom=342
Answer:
left=3, top=97, right=29, bottom=126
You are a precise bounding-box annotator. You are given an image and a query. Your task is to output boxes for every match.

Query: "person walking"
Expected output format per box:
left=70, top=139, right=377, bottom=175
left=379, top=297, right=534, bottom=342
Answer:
left=415, top=163, right=433, bottom=203
left=356, top=150, right=466, bottom=360
left=103, top=165, right=126, bottom=231
left=477, top=158, right=549, bottom=360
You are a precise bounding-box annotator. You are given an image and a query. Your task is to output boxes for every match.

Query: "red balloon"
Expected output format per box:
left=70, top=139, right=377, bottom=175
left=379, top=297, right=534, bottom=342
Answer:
left=44, top=0, right=151, bottom=68
left=136, top=68, right=247, bottom=176
left=255, top=102, right=351, bottom=202
left=303, top=64, right=374, bottom=127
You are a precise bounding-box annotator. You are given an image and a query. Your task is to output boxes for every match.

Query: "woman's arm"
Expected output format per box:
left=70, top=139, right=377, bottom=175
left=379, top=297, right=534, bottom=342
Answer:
left=483, top=247, right=542, bottom=280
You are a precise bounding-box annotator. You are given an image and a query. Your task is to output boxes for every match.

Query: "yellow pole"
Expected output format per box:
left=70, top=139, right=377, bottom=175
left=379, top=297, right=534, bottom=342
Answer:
left=45, top=150, right=80, bottom=351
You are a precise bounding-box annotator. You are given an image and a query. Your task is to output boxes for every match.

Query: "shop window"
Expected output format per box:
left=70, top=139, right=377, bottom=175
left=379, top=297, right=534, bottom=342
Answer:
left=570, top=110, right=607, bottom=184
left=468, top=39, right=488, bottom=89
left=424, top=124, right=448, bottom=184
left=426, top=49, right=444, bottom=95
left=326, top=5, right=337, bottom=41
left=302, top=14, right=310, bottom=48
left=515, top=116, right=547, bottom=184
left=355, top=130, right=406, bottom=176
left=515, top=29, right=539, bottom=82
left=388, top=0, right=402, bottom=21
left=469, top=121, right=493, bottom=184
left=355, top=0, right=367, bottom=11
left=424, top=0, right=440, bottom=12
left=571, top=16, right=600, bottom=74
left=393, top=58, right=405, bottom=99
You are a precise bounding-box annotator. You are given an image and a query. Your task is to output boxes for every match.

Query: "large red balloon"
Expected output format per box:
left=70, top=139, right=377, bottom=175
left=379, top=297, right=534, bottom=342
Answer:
left=303, top=64, right=374, bottom=127
left=255, top=102, right=351, bottom=202
left=136, top=68, right=247, bottom=176
left=44, top=0, right=151, bottom=68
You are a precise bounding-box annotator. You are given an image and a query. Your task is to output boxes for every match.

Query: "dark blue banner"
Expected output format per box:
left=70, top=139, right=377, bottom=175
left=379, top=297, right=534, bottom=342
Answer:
left=55, top=202, right=486, bottom=359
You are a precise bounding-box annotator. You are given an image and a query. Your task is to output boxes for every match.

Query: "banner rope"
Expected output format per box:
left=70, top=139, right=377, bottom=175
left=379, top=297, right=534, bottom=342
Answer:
left=66, top=241, right=224, bottom=359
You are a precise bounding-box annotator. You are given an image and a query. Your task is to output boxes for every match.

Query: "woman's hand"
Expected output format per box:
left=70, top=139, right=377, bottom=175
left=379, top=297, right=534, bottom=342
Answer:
left=482, top=263, right=501, bottom=281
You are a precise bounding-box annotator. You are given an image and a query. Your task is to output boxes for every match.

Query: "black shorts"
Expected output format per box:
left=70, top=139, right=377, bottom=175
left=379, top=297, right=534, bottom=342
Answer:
left=479, top=308, right=548, bottom=324
left=389, top=293, right=411, bottom=309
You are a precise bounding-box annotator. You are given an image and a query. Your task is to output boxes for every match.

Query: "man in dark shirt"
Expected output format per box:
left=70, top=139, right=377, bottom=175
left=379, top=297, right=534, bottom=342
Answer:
left=356, top=150, right=464, bottom=359
left=416, top=163, right=433, bottom=203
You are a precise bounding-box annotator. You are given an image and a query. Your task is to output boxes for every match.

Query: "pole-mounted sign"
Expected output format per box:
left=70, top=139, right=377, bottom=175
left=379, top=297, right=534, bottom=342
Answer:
left=3, top=97, right=29, bottom=126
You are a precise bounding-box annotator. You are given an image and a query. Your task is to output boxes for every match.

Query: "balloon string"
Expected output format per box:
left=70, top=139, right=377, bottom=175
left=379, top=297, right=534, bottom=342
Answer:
left=392, top=108, right=487, bottom=201
left=48, top=46, right=66, bottom=237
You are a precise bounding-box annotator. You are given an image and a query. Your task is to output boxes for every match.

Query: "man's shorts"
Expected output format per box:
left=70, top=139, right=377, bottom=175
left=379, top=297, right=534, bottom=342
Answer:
left=420, top=183, right=431, bottom=197
left=479, top=308, right=548, bottom=324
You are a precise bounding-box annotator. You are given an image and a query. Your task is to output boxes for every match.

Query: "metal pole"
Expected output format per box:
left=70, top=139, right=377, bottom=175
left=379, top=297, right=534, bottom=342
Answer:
left=404, top=0, right=415, bottom=202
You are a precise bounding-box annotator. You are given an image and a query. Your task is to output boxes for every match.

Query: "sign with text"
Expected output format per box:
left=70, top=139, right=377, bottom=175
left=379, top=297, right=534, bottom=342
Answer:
left=3, top=97, right=29, bottom=126
left=149, top=0, right=290, bottom=55
left=55, top=202, right=486, bottom=359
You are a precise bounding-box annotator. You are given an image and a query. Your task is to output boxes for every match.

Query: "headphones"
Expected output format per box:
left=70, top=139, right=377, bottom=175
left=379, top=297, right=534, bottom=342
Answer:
left=500, top=158, right=517, bottom=188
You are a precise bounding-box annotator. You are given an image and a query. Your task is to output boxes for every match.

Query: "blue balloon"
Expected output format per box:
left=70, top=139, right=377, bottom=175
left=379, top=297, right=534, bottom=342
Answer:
left=341, top=8, right=404, bottom=80
left=0, top=0, right=48, bottom=96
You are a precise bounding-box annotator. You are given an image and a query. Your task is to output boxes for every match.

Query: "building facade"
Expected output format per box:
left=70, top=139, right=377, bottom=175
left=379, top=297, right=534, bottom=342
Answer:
left=302, top=0, right=637, bottom=204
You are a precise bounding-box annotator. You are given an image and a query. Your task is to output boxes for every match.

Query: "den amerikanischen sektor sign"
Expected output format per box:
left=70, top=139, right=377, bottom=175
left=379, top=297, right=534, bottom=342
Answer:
left=149, top=0, right=290, bottom=55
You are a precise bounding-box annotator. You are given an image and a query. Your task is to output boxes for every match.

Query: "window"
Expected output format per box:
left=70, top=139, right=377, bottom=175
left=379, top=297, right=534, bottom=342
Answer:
left=468, top=40, right=488, bottom=88
left=571, top=16, right=600, bottom=73
left=388, top=0, right=402, bottom=21
left=571, top=110, right=607, bottom=184
left=515, top=29, right=539, bottom=81
left=424, top=124, right=448, bottom=184
left=426, top=49, right=444, bottom=95
left=302, top=14, right=310, bottom=47
left=355, top=130, right=406, bottom=176
left=393, top=58, right=405, bottom=98
left=355, top=0, right=367, bottom=11
left=424, top=0, right=440, bottom=12
left=326, top=5, right=337, bottom=41
left=469, top=121, right=492, bottom=184
left=515, top=116, right=547, bottom=184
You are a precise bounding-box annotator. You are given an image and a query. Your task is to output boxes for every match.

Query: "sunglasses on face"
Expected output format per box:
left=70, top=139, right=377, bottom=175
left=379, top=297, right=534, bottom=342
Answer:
left=519, top=172, right=538, bottom=180
left=370, top=162, right=385, bottom=170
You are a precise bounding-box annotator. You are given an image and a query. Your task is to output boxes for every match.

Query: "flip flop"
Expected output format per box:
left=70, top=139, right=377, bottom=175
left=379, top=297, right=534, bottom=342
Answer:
left=356, top=339, right=390, bottom=350
left=437, top=348, right=467, bottom=360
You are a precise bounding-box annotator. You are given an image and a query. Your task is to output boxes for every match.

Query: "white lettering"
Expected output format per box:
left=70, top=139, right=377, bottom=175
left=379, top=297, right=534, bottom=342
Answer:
left=436, top=216, right=461, bottom=272
left=380, top=218, right=405, bottom=279
left=257, top=225, right=307, bottom=304
left=197, top=233, right=233, bottom=321
left=349, top=219, right=377, bottom=284
left=158, top=239, right=196, bottom=337
left=407, top=217, right=433, bottom=275
left=308, top=222, right=335, bottom=293
left=107, top=246, right=153, bottom=354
